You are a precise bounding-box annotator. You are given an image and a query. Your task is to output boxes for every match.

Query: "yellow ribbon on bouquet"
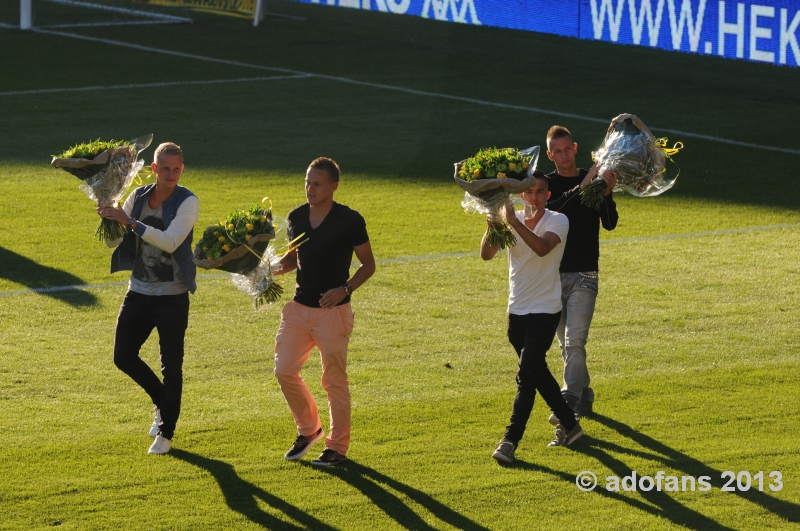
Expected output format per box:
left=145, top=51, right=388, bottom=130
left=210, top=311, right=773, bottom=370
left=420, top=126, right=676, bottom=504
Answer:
left=655, top=138, right=684, bottom=157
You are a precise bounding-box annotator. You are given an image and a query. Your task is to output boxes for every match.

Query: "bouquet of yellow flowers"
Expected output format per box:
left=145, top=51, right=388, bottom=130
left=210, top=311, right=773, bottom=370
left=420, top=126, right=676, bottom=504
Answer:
left=193, top=199, right=307, bottom=310
left=51, top=134, right=153, bottom=243
left=454, top=146, right=540, bottom=249
left=580, top=114, right=683, bottom=210
left=193, top=199, right=276, bottom=274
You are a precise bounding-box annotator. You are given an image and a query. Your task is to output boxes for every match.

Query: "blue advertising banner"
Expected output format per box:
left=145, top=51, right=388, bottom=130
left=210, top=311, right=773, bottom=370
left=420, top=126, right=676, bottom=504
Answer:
left=290, top=0, right=800, bottom=67
left=578, top=0, right=800, bottom=66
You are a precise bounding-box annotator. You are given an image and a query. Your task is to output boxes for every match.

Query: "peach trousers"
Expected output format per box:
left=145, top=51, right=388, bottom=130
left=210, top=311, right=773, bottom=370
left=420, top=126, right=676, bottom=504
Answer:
left=274, top=300, right=354, bottom=454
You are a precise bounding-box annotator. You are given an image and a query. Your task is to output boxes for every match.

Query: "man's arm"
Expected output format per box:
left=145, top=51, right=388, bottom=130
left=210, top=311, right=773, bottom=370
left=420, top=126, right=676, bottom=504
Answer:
left=547, top=185, right=580, bottom=212
left=138, top=196, right=199, bottom=253
left=503, top=203, right=562, bottom=257
left=98, top=195, right=200, bottom=253
left=597, top=169, right=619, bottom=231
left=272, top=248, right=298, bottom=276
left=480, top=219, right=500, bottom=261
left=319, top=241, right=376, bottom=309
left=507, top=220, right=561, bottom=257
left=600, top=196, right=619, bottom=231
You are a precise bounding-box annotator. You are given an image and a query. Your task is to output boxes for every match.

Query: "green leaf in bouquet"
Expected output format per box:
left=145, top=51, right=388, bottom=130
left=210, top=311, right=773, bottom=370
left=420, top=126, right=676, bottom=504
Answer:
left=54, top=138, right=132, bottom=160
left=95, top=218, right=127, bottom=243
left=458, top=147, right=532, bottom=182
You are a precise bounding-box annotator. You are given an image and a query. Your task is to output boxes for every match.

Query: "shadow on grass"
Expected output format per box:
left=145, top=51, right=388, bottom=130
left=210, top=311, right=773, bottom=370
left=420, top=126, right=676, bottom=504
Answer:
left=590, top=414, right=800, bottom=524
left=0, top=247, right=97, bottom=307
left=508, top=454, right=736, bottom=531
left=299, top=459, right=490, bottom=531
left=170, top=449, right=337, bottom=530
left=507, top=413, right=800, bottom=530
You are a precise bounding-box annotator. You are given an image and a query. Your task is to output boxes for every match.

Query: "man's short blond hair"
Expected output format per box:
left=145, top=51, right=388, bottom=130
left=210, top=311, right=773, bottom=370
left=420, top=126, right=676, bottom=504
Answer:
left=154, top=142, right=184, bottom=163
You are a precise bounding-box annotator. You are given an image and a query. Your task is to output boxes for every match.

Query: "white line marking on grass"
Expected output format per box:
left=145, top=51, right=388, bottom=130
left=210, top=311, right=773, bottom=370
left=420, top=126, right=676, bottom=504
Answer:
left=19, top=28, right=800, bottom=157
left=2, top=223, right=797, bottom=298
left=0, top=75, right=311, bottom=97
left=601, top=223, right=800, bottom=244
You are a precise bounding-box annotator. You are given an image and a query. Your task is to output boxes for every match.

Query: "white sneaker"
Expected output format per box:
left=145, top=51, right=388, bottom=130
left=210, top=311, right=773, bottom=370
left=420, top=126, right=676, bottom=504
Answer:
left=148, top=435, right=171, bottom=454
left=149, top=407, right=162, bottom=438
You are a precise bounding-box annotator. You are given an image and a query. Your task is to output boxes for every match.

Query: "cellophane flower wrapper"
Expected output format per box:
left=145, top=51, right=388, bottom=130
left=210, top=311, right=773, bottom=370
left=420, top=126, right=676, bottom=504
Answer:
left=230, top=240, right=285, bottom=311
left=592, top=114, right=676, bottom=198
left=51, top=134, right=153, bottom=242
left=454, top=146, right=540, bottom=249
left=53, top=134, right=153, bottom=207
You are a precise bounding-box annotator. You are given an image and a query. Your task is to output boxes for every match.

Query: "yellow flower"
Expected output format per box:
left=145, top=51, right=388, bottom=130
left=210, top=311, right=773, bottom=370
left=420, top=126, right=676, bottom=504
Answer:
left=508, top=162, right=516, bottom=170
left=473, top=169, right=481, bottom=178
left=260, top=215, right=267, bottom=223
left=497, top=172, right=506, bottom=179
left=227, top=224, right=234, bottom=231
left=222, top=244, right=231, bottom=252
left=246, top=234, right=252, bottom=240
left=522, top=162, right=529, bottom=169
left=218, top=236, right=226, bottom=243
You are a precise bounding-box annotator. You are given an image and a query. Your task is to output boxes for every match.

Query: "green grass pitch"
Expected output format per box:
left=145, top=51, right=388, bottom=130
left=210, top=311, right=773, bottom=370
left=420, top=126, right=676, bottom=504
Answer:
left=0, top=1, right=799, bottom=529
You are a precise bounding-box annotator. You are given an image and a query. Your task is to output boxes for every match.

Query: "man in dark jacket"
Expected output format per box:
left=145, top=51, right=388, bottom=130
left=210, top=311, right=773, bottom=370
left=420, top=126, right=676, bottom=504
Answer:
left=544, top=126, right=618, bottom=421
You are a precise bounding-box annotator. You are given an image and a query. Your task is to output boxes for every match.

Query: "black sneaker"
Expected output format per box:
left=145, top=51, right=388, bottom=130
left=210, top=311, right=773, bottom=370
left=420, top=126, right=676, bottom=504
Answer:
left=548, top=422, right=584, bottom=447
left=576, top=400, right=594, bottom=418
left=492, top=439, right=516, bottom=464
left=310, top=449, right=347, bottom=467
left=284, top=428, right=324, bottom=461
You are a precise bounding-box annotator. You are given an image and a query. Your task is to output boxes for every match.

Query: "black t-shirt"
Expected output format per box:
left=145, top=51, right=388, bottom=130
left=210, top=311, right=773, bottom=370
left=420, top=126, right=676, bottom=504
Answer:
left=287, top=202, right=369, bottom=308
left=546, top=169, right=619, bottom=273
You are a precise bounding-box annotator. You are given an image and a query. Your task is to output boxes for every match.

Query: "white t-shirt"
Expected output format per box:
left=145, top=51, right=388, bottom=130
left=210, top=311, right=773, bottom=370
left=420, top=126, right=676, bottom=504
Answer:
left=507, top=209, right=569, bottom=315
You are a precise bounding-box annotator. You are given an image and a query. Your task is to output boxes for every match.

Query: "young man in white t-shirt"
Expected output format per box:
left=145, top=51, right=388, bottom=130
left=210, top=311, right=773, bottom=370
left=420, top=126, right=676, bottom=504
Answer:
left=480, top=171, right=584, bottom=464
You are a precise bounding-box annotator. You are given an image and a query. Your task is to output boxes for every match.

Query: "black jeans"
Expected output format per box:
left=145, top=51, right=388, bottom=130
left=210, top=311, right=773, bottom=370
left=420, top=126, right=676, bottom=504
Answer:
left=505, top=311, right=577, bottom=445
left=113, top=290, right=189, bottom=440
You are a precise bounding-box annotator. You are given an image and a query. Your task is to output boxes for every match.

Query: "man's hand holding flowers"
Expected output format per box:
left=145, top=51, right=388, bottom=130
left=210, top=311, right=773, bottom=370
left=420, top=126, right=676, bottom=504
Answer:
left=97, top=204, right=132, bottom=228
left=581, top=164, right=618, bottom=195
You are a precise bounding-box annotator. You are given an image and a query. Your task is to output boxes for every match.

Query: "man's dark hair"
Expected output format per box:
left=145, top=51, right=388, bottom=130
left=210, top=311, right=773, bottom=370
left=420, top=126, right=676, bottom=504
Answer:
left=546, top=125, right=573, bottom=147
left=308, top=157, right=341, bottom=182
left=533, top=169, right=549, bottom=190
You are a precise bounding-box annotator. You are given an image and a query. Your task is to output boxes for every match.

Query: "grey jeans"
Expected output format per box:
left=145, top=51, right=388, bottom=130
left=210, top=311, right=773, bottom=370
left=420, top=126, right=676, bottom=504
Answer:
left=556, top=271, right=598, bottom=405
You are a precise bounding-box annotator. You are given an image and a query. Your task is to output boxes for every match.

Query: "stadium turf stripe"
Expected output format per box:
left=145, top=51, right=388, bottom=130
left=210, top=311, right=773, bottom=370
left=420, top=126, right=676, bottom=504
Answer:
left=12, top=28, right=800, bottom=157
left=0, top=75, right=312, bottom=96
left=1, top=223, right=797, bottom=297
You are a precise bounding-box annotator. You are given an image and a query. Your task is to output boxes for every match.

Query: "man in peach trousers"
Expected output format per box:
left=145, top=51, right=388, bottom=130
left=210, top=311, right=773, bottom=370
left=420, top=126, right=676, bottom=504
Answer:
left=272, top=157, right=375, bottom=466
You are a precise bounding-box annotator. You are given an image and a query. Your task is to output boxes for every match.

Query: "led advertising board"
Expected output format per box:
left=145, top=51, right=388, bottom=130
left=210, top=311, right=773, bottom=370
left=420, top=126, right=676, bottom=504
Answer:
left=291, top=0, right=800, bottom=67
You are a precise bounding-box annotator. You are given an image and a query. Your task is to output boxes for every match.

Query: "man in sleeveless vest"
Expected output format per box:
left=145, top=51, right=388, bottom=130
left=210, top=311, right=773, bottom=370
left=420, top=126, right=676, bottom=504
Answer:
left=98, top=142, right=199, bottom=455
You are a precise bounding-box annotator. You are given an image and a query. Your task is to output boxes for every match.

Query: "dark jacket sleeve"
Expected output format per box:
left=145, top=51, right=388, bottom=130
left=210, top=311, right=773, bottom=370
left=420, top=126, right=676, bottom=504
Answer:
left=547, top=185, right=582, bottom=213
left=600, top=194, right=619, bottom=231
